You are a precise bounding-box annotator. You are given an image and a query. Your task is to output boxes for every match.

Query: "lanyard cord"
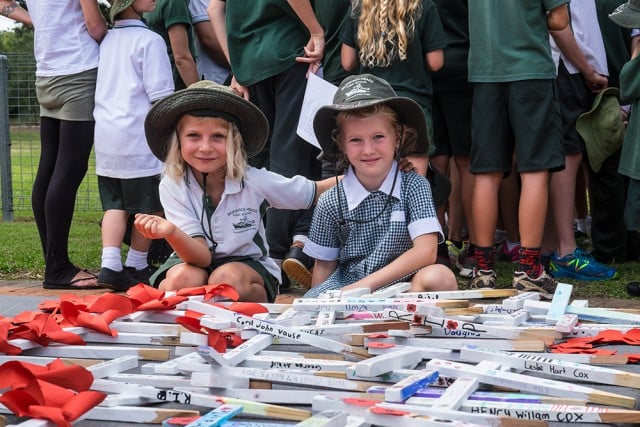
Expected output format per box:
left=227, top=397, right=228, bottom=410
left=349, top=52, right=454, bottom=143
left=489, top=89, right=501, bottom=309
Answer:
left=200, top=173, right=218, bottom=253
left=336, top=163, right=399, bottom=246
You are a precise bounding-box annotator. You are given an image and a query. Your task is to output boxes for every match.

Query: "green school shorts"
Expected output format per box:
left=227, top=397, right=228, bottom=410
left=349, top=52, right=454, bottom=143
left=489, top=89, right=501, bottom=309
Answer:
left=470, top=80, right=565, bottom=174
left=98, top=175, right=162, bottom=214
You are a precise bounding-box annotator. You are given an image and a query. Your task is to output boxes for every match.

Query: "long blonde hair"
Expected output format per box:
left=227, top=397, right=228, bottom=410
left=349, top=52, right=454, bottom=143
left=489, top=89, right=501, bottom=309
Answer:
left=353, top=0, right=423, bottom=68
left=164, top=116, right=247, bottom=181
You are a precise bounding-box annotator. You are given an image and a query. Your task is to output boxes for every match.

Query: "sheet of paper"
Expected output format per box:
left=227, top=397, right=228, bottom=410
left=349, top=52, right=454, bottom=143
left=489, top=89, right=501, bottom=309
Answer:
left=297, top=72, right=338, bottom=149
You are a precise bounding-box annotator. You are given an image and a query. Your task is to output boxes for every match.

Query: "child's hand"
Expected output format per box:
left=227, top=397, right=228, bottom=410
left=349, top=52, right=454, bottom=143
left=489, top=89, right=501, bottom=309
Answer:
left=398, top=157, right=417, bottom=173
left=134, top=214, right=176, bottom=240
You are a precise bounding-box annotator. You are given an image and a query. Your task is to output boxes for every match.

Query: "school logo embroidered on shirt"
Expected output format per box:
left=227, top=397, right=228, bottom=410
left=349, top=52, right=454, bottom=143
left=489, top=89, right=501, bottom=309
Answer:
left=232, top=215, right=255, bottom=230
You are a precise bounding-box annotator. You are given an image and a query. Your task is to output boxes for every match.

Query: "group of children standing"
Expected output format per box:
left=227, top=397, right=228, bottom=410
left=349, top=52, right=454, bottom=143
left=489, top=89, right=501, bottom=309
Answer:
left=3, top=0, right=639, bottom=302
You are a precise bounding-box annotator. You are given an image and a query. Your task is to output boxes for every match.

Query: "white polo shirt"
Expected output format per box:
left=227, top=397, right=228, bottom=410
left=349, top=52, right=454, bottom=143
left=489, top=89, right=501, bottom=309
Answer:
left=160, top=166, right=316, bottom=279
left=93, top=20, right=175, bottom=179
left=26, top=0, right=100, bottom=77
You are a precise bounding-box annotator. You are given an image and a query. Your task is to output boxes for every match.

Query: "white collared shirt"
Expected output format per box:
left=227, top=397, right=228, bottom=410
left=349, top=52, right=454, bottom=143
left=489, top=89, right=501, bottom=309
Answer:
left=160, top=167, right=316, bottom=279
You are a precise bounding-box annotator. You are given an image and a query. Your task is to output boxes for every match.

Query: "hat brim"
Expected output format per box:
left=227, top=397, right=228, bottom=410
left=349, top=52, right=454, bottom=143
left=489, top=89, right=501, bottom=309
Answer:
left=576, top=87, right=623, bottom=172
left=609, top=3, right=640, bottom=28
left=313, top=96, right=430, bottom=162
left=144, top=87, right=268, bottom=162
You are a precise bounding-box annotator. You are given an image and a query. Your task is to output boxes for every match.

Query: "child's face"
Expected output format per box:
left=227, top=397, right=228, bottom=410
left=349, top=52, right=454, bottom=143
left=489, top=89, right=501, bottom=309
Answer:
left=177, top=115, right=228, bottom=175
left=132, top=0, right=156, bottom=13
left=341, top=113, right=398, bottom=184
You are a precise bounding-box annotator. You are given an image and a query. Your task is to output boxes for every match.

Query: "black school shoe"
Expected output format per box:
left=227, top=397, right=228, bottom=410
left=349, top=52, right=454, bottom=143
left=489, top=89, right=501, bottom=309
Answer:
left=124, top=266, right=155, bottom=285
left=97, top=267, right=141, bottom=292
left=627, top=282, right=640, bottom=297
left=282, top=242, right=313, bottom=289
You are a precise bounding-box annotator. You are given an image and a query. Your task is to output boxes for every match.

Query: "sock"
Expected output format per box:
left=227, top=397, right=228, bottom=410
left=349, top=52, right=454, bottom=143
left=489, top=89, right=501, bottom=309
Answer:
left=125, top=248, right=148, bottom=270
left=474, top=246, right=496, bottom=271
left=101, top=247, right=122, bottom=271
left=518, top=246, right=543, bottom=278
left=292, top=235, right=308, bottom=246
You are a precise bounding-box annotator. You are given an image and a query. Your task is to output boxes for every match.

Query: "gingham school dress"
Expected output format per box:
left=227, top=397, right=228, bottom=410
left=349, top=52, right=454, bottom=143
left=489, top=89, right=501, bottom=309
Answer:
left=303, top=165, right=442, bottom=298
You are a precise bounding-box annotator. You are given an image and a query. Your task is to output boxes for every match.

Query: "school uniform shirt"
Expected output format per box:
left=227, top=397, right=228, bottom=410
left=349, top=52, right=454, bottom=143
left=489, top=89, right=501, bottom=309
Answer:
left=432, top=0, right=470, bottom=91
left=93, top=19, right=174, bottom=179
left=468, top=0, right=569, bottom=83
left=160, top=167, right=316, bottom=280
left=550, top=0, right=608, bottom=77
left=188, top=0, right=230, bottom=84
left=313, top=0, right=352, bottom=84
left=303, top=162, right=442, bottom=297
left=224, top=0, right=311, bottom=86
left=25, top=0, right=100, bottom=77
left=145, top=0, right=197, bottom=90
left=619, top=55, right=640, bottom=180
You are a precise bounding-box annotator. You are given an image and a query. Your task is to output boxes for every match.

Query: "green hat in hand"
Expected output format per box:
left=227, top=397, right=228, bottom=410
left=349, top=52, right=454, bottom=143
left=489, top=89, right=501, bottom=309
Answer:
left=576, top=87, right=624, bottom=172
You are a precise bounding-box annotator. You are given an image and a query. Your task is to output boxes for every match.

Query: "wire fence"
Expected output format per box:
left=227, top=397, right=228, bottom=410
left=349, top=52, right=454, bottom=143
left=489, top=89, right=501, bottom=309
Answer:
left=0, top=53, right=101, bottom=218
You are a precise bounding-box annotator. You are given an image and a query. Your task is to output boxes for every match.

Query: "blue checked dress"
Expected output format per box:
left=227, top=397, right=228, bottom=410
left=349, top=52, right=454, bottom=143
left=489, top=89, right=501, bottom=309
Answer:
left=303, top=166, right=441, bottom=297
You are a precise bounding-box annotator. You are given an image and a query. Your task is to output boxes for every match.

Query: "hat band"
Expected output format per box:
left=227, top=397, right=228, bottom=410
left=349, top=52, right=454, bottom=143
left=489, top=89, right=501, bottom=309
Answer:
left=180, top=109, right=239, bottom=126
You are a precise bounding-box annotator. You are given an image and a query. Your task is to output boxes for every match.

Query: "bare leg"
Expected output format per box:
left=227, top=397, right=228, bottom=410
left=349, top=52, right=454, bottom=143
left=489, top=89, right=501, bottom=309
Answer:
left=159, top=263, right=208, bottom=291
left=209, top=262, right=268, bottom=302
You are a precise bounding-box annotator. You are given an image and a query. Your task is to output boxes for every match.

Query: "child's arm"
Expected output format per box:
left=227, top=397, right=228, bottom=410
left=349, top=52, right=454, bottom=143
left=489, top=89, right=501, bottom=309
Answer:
left=0, top=0, right=31, bottom=26
left=79, top=0, right=107, bottom=42
left=287, top=0, right=325, bottom=75
left=341, top=233, right=438, bottom=293
left=425, top=49, right=444, bottom=72
left=311, top=259, right=338, bottom=286
left=134, top=214, right=212, bottom=268
left=550, top=25, right=608, bottom=93
left=546, top=3, right=569, bottom=31
left=313, top=176, right=341, bottom=204
left=341, top=43, right=358, bottom=71
left=168, top=23, right=199, bottom=87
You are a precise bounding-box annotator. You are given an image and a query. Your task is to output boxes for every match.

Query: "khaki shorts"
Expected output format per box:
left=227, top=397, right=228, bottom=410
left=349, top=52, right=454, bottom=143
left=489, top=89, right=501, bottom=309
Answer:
left=35, top=68, right=97, bottom=121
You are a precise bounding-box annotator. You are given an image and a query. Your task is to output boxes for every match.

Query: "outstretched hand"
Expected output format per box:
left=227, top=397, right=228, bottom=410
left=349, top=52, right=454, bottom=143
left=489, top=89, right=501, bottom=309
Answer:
left=134, top=214, right=176, bottom=240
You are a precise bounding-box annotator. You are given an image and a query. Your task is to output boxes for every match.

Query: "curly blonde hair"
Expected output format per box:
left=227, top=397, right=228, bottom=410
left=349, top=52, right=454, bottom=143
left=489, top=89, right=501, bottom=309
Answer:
left=353, top=0, right=423, bottom=68
left=164, top=115, right=247, bottom=181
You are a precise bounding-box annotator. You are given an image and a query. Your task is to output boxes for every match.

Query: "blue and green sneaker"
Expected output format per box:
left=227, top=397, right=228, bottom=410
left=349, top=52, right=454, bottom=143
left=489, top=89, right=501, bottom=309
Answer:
left=550, top=248, right=618, bottom=281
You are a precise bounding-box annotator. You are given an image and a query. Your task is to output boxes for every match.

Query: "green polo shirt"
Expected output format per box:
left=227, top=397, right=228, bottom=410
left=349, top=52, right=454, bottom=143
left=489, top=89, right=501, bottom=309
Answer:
left=144, top=0, right=197, bottom=90
left=225, top=0, right=310, bottom=87
left=432, top=0, right=469, bottom=91
left=313, top=0, right=351, bottom=83
left=468, top=0, right=569, bottom=83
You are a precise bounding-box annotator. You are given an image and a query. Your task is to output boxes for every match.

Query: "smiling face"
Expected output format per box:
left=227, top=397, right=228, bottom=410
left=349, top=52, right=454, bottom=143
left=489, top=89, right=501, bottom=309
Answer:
left=339, top=111, right=399, bottom=191
left=177, top=115, right=229, bottom=177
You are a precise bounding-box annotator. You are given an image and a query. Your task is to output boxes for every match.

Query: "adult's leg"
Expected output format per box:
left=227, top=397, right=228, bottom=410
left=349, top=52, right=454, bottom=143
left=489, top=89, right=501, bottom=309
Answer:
left=32, top=117, right=60, bottom=257
left=41, top=119, right=95, bottom=283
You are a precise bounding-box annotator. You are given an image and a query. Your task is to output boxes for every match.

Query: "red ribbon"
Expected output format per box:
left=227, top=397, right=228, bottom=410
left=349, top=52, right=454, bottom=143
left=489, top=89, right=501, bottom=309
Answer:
left=0, top=359, right=105, bottom=427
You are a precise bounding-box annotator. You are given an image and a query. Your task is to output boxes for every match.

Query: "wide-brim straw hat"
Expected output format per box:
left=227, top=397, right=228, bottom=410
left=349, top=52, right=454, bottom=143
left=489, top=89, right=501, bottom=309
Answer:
left=313, top=74, right=429, bottom=162
left=576, top=87, right=624, bottom=172
left=145, top=80, right=268, bottom=162
left=609, top=0, right=640, bottom=28
left=109, top=0, right=135, bottom=23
